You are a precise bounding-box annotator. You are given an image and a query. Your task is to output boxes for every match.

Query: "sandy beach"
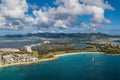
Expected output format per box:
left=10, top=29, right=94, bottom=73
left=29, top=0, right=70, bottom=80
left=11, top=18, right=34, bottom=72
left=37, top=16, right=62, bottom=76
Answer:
left=0, top=57, right=58, bottom=68
left=55, top=52, right=102, bottom=57
left=0, top=60, right=41, bottom=68
left=0, top=52, right=101, bottom=68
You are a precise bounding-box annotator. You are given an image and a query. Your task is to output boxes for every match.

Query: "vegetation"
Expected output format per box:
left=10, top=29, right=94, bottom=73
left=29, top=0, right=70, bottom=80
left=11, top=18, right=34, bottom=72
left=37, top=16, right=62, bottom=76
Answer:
left=95, top=44, right=120, bottom=54
left=3, top=33, right=120, bottom=38
left=31, top=42, right=96, bottom=58
left=34, top=42, right=120, bottom=58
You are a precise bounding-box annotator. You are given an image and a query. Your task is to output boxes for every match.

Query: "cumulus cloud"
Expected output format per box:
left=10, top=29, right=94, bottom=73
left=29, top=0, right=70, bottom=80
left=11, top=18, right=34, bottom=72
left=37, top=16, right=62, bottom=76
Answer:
left=1, top=0, right=28, bottom=19
left=0, top=0, right=28, bottom=30
left=32, top=0, right=114, bottom=29
left=28, top=3, right=38, bottom=10
left=80, top=23, right=88, bottom=28
left=54, top=20, right=67, bottom=29
left=0, top=0, right=114, bottom=31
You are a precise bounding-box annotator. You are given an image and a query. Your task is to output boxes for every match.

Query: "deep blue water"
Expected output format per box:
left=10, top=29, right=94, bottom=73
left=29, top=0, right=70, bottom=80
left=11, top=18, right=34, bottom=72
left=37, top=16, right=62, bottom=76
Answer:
left=0, top=53, right=120, bottom=80
left=113, top=40, right=120, bottom=43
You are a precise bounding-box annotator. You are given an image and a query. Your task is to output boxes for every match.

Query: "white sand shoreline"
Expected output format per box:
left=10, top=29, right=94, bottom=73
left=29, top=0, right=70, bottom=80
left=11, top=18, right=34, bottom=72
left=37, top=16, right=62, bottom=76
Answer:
left=0, top=52, right=102, bottom=68
left=55, top=52, right=103, bottom=57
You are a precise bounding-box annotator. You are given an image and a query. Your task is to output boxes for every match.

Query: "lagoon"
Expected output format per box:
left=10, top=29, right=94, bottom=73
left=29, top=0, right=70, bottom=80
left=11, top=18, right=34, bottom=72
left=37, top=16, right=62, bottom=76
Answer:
left=0, top=53, right=120, bottom=80
left=0, top=37, right=92, bottom=49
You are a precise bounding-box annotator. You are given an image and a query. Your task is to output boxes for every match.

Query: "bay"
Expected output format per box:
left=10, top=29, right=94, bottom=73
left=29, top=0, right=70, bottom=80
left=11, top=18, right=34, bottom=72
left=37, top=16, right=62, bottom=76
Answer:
left=0, top=53, right=120, bottom=80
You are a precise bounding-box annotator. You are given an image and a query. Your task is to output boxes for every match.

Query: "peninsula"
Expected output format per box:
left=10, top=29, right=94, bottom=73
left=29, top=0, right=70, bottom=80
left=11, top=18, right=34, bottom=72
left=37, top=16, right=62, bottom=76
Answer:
left=0, top=37, right=120, bottom=68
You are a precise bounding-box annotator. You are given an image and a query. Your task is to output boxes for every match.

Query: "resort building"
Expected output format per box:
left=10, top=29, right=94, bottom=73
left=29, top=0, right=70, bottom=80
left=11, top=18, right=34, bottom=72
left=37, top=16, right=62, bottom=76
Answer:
left=0, top=54, right=2, bottom=65
left=0, top=48, right=20, bottom=52
left=24, top=46, right=32, bottom=52
left=1, top=53, right=38, bottom=65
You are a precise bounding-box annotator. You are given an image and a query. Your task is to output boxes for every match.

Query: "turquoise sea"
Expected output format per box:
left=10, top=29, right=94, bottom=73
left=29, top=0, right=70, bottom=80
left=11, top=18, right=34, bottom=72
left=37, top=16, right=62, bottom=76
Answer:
left=113, top=40, right=120, bottom=43
left=0, top=53, right=120, bottom=80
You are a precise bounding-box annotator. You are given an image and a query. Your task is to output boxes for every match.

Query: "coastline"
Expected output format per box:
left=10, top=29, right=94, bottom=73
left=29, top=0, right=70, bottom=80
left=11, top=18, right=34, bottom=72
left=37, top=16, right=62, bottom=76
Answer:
left=55, top=52, right=102, bottom=57
left=0, top=52, right=101, bottom=68
left=0, top=57, right=58, bottom=68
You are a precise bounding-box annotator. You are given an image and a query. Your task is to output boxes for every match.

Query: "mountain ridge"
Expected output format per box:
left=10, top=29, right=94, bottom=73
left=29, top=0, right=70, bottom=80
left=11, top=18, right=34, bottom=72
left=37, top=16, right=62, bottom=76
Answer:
left=2, top=33, right=120, bottom=38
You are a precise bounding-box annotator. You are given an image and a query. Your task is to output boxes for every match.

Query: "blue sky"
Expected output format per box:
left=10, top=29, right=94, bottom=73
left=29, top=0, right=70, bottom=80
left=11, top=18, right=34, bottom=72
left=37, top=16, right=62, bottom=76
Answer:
left=0, top=0, right=120, bottom=35
left=105, top=0, right=120, bottom=28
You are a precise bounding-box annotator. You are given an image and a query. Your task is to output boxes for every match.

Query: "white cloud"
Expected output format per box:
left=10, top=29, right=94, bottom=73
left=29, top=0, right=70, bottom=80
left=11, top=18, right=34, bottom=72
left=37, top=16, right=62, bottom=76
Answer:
left=54, top=20, right=67, bottom=28
left=0, top=0, right=114, bottom=31
left=80, top=0, right=114, bottom=10
left=1, top=0, right=28, bottom=19
left=28, top=3, right=38, bottom=10
left=33, top=9, right=49, bottom=23
left=32, top=0, right=114, bottom=29
left=105, top=19, right=111, bottom=24
left=80, top=23, right=88, bottom=28
left=0, top=0, right=35, bottom=30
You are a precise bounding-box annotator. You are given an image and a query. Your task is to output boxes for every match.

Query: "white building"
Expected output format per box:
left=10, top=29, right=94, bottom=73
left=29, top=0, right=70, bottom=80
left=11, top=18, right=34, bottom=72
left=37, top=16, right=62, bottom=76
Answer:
left=0, top=54, right=2, bottom=65
left=24, top=46, right=32, bottom=52
left=44, top=41, right=50, bottom=44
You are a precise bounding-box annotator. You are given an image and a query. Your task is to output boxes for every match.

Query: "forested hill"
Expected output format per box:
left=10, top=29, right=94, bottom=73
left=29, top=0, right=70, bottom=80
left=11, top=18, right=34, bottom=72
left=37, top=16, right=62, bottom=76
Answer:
left=2, top=33, right=120, bottom=38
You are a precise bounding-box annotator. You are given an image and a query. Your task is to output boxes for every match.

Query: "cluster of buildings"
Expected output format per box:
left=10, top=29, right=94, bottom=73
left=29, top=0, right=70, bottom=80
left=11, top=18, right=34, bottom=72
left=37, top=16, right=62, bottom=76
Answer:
left=0, top=41, right=51, bottom=66
left=0, top=48, right=38, bottom=66
left=0, top=48, right=20, bottom=52
left=94, top=39, right=120, bottom=48
left=0, top=53, right=38, bottom=65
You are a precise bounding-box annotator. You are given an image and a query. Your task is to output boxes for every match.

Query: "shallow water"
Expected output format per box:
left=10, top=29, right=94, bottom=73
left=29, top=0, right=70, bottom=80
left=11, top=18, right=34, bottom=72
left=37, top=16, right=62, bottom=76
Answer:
left=0, top=53, right=120, bottom=80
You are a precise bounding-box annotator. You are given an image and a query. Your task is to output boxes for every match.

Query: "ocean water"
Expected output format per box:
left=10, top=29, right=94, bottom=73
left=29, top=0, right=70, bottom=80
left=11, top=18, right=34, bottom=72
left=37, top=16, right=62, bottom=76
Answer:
left=0, top=53, right=120, bottom=80
left=113, top=40, right=120, bottom=43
